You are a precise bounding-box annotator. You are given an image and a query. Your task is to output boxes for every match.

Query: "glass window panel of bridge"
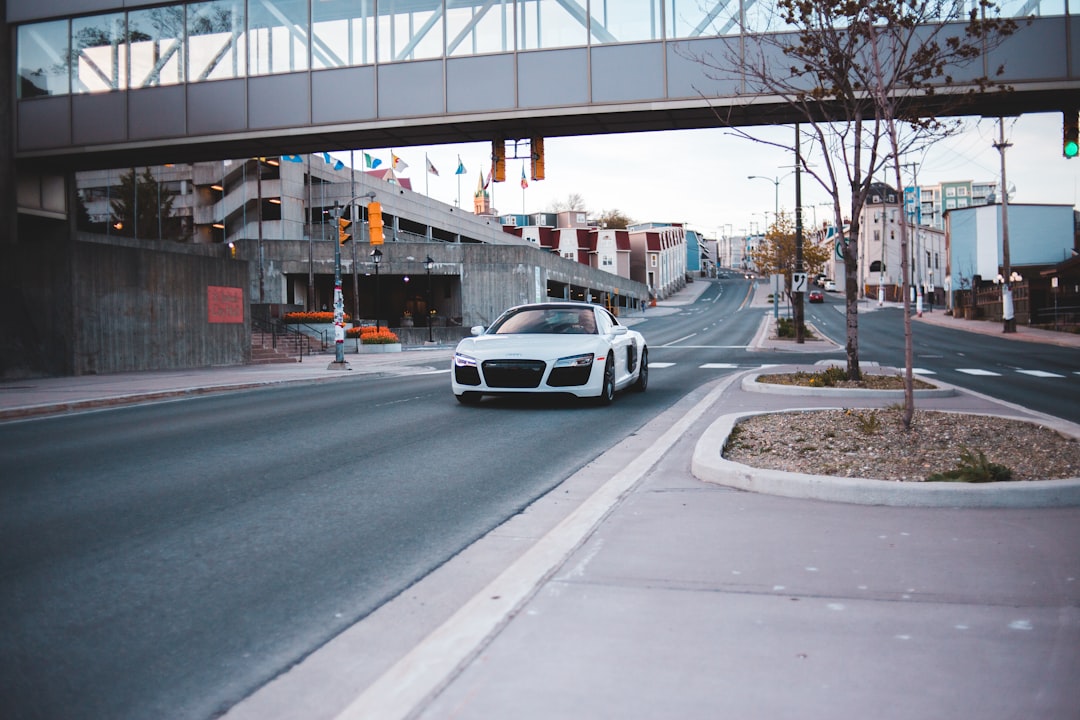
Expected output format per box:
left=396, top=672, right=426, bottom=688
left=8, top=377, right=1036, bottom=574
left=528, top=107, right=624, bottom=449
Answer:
left=311, top=0, right=376, bottom=68
left=17, top=20, right=70, bottom=98
left=664, top=0, right=741, bottom=38
left=249, top=0, right=309, bottom=74
left=128, top=6, right=186, bottom=88
left=517, top=0, right=589, bottom=50
left=590, top=0, right=662, bottom=43
left=994, top=0, right=1066, bottom=16
left=446, top=0, right=514, bottom=56
left=187, top=0, right=247, bottom=81
left=376, top=0, right=444, bottom=63
left=72, top=13, right=128, bottom=93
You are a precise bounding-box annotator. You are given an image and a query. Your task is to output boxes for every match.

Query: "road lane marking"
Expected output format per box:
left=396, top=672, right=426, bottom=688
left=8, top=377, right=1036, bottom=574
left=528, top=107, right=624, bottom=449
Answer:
left=661, top=333, right=698, bottom=347
left=700, top=363, right=739, bottom=369
left=648, top=362, right=676, bottom=368
left=957, top=369, right=1001, bottom=376
left=1017, top=370, right=1066, bottom=378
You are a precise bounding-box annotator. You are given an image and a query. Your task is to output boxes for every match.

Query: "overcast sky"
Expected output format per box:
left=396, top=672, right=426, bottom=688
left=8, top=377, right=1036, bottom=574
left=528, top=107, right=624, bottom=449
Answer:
left=346, top=110, right=1079, bottom=239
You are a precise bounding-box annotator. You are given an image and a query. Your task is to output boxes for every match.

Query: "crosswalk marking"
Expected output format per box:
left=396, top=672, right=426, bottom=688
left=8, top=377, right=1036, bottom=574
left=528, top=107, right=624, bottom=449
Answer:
left=700, top=363, right=739, bottom=369
left=649, top=362, right=676, bottom=368
left=1018, top=369, right=1066, bottom=378
left=912, top=368, right=936, bottom=375
left=957, top=369, right=1002, bottom=376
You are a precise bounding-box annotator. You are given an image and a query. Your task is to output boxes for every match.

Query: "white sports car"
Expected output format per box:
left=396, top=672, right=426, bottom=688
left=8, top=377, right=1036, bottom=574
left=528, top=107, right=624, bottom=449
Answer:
left=452, top=302, right=648, bottom=405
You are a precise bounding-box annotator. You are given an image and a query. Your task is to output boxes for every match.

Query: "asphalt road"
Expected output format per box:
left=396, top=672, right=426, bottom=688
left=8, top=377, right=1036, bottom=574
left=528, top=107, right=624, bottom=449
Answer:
left=1, top=277, right=1075, bottom=720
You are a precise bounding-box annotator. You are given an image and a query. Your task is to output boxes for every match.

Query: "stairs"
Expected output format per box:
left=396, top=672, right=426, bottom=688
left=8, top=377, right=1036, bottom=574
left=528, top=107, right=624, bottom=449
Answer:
left=250, top=330, right=309, bottom=364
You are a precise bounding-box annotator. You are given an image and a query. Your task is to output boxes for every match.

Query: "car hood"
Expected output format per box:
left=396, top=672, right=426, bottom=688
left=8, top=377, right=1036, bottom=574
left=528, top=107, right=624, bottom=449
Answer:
left=456, top=333, right=605, bottom=359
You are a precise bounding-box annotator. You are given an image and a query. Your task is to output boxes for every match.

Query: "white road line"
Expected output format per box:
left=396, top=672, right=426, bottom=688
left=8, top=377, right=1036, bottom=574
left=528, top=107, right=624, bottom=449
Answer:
left=912, top=368, right=936, bottom=375
left=1017, top=369, right=1066, bottom=378
left=661, top=333, right=698, bottom=347
left=956, top=369, right=1002, bottom=376
left=649, top=362, right=676, bottom=368
left=700, top=363, right=739, bottom=369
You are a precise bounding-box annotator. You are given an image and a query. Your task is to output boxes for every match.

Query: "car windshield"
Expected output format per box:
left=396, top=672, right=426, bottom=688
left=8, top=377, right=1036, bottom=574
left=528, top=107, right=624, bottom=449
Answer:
left=490, top=307, right=597, bottom=335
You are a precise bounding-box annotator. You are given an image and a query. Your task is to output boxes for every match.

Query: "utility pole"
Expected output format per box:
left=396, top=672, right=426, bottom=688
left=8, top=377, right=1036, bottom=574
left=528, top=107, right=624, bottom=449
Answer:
left=328, top=201, right=350, bottom=370
left=794, top=125, right=805, bottom=344
left=994, top=118, right=1016, bottom=333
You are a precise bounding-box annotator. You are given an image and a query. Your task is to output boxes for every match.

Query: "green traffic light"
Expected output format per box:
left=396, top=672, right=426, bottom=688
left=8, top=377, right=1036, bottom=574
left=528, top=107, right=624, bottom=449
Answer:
left=1066, top=140, right=1079, bottom=158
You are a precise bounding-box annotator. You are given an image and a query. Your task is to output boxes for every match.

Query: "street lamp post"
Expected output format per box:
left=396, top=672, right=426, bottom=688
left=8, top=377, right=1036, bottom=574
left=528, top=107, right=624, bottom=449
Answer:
left=424, top=255, right=435, bottom=344
left=371, top=247, right=383, bottom=331
left=747, top=172, right=794, bottom=222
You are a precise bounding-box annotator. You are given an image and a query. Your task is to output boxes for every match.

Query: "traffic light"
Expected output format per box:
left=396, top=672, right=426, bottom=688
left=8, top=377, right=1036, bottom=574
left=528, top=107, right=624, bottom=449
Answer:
left=530, top=136, right=545, bottom=181
left=368, top=201, right=384, bottom=245
left=1065, top=110, right=1079, bottom=159
left=338, top=216, right=352, bottom=245
left=492, top=139, right=506, bottom=183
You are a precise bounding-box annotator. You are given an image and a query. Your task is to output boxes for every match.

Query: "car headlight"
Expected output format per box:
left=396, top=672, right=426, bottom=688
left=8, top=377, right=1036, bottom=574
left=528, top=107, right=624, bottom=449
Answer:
left=554, top=353, right=594, bottom=368
left=454, top=352, right=478, bottom=367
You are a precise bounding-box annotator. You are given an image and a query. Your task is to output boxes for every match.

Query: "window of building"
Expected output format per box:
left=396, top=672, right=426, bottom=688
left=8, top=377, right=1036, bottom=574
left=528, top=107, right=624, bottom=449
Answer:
left=17, top=20, right=70, bottom=97
left=945, top=187, right=956, bottom=197
left=128, top=6, right=186, bottom=88
left=188, top=0, right=247, bottom=81
left=73, top=13, right=128, bottom=93
left=957, top=186, right=968, bottom=196
left=650, top=254, right=658, bottom=267
left=249, top=0, right=309, bottom=75
left=312, top=0, right=376, bottom=68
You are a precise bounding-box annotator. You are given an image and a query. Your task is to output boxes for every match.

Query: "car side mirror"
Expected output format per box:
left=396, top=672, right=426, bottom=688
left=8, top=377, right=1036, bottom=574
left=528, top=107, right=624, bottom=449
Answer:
left=471, top=325, right=485, bottom=336
left=609, top=326, right=628, bottom=336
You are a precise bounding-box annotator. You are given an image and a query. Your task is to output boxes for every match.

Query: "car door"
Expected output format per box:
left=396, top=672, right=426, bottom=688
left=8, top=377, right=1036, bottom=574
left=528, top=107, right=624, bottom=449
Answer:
left=597, top=308, right=634, bottom=385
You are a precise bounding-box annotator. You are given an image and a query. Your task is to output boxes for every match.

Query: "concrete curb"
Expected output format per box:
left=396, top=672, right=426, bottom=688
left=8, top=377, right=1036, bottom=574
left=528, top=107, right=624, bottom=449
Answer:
left=691, top=407, right=1080, bottom=508
left=741, top=369, right=958, bottom=399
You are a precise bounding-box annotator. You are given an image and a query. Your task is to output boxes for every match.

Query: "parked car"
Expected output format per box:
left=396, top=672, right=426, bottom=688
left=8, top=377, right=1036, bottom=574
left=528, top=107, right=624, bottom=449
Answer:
left=808, top=290, right=824, bottom=303
left=823, top=280, right=837, bottom=292
left=452, top=302, right=648, bottom=405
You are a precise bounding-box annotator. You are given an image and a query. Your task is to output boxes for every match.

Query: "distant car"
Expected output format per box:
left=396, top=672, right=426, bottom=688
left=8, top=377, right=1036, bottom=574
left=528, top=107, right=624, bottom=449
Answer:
left=808, top=290, right=824, bottom=303
left=451, top=302, right=648, bottom=406
left=824, top=280, right=837, bottom=292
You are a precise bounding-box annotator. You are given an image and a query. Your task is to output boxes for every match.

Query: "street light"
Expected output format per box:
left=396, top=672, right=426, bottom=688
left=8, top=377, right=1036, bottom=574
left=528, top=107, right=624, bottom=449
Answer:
left=747, top=172, right=794, bottom=220
left=424, top=255, right=435, bottom=344
left=371, top=247, right=383, bottom=331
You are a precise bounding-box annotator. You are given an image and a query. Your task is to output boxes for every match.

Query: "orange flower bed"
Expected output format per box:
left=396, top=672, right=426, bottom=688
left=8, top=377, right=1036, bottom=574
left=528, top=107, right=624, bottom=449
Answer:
left=283, top=311, right=352, bottom=323
left=346, top=326, right=400, bottom=344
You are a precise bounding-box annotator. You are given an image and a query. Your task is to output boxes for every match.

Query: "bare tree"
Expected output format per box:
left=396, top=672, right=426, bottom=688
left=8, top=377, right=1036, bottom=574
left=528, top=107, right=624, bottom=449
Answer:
left=551, top=192, right=588, bottom=212
left=685, top=0, right=1019, bottom=392
left=596, top=208, right=634, bottom=229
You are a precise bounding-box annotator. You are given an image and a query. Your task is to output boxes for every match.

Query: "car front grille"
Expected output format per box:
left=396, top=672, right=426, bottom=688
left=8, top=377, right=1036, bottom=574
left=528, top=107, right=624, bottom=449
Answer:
left=481, top=359, right=546, bottom=388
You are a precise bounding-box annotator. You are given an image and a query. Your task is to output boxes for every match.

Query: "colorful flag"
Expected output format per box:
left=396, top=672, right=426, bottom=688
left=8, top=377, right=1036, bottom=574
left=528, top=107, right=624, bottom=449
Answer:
left=283, top=155, right=303, bottom=163
left=520, top=166, right=529, bottom=189
left=322, top=152, right=332, bottom=164
left=364, top=152, right=382, bottom=169
left=483, top=167, right=492, bottom=189
left=333, top=159, right=345, bottom=171
left=426, top=156, right=439, bottom=176
left=392, top=153, right=408, bottom=172
left=455, top=156, right=466, bottom=175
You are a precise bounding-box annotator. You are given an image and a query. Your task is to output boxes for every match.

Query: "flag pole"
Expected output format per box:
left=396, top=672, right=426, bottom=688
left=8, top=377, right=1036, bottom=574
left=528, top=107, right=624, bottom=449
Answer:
left=425, top=153, right=429, bottom=197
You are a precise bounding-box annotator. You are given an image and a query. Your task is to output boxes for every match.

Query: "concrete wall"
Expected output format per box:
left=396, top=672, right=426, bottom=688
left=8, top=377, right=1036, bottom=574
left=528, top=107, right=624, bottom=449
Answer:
left=72, top=235, right=249, bottom=375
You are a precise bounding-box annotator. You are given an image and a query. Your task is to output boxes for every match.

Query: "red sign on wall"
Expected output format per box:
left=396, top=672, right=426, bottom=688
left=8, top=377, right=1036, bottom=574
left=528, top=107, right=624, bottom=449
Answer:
left=208, top=286, right=244, bottom=324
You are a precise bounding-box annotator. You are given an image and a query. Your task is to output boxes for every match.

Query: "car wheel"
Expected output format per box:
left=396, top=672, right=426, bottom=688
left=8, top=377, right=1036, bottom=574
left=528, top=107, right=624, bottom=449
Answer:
left=634, top=347, right=648, bottom=392
left=595, top=358, right=616, bottom=406
left=455, top=392, right=482, bottom=405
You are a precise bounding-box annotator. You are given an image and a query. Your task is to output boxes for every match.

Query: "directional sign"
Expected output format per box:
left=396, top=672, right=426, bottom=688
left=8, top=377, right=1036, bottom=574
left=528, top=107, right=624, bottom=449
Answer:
left=835, top=239, right=844, bottom=260
left=792, top=272, right=808, bottom=293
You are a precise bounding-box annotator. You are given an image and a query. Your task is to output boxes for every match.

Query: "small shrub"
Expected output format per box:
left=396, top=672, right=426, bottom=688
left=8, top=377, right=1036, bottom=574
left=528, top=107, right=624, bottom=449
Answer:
left=926, top=447, right=1013, bottom=483
left=846, top=409, right=882, bottom=435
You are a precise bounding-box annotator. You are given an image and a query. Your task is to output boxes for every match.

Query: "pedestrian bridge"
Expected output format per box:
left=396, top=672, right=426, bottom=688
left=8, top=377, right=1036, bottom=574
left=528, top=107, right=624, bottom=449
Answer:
left=9, top=0, right=1080, bottom=171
